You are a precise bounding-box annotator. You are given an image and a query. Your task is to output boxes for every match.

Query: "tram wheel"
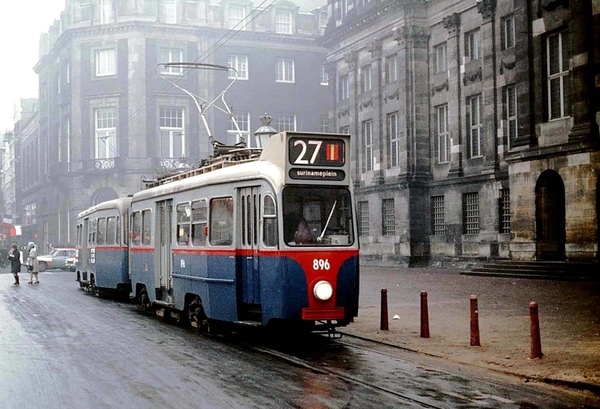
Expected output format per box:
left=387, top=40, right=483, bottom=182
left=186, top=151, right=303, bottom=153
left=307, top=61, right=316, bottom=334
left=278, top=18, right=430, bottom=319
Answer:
left=138, top=289, right=151, bottom=312
left=187, top=298, right=209, bottom=333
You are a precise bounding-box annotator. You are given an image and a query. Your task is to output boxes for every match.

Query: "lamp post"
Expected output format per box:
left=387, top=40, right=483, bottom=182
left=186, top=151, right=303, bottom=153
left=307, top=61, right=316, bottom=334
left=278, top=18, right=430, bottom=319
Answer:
left=253, top=114, right=278, bottom=148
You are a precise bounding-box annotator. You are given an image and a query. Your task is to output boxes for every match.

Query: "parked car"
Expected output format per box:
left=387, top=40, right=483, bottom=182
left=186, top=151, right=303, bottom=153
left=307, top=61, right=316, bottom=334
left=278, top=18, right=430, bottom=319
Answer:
left=37, top=248, right=78, bottom=272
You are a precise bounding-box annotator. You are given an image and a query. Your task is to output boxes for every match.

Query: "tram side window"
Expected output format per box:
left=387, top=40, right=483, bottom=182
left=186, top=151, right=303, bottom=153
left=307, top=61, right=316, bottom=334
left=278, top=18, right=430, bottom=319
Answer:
left=116, top=216, right=122, bottom=245
left=132, top=211, right=142, bottom=246
left=263, top=195, right=277, bottom=247
left=142, top=209, right=152, bottom=245
left=192, top=199, right=207, bottom=246
left=177, top=203, right=191, bottom=245
left=89, top=218, right=97, bottom=245
left=77, top=224, right=83, bottom=247
left=210, top=197, right=233, bottom=246
left=97, top=217, right=106, bottom=245
left=106, top=217, right=116, bottom=245
left=117, top=213, right=129, bottom=244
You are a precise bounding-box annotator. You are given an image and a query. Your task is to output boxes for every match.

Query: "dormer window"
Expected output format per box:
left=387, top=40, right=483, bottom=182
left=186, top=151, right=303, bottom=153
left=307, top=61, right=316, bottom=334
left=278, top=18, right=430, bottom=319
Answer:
left=275, top=9, right=293, bottom=34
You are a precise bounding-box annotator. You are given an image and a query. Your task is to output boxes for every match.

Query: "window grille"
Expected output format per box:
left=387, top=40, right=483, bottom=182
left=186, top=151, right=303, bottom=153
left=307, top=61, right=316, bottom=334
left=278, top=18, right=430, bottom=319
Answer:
left=463, top=192, right=480, bottom=235
left=500, top=189, right=511, bottom=234
left=382, top=199, right=395, bottom=236
left=431, top=196, right=445, bottom=235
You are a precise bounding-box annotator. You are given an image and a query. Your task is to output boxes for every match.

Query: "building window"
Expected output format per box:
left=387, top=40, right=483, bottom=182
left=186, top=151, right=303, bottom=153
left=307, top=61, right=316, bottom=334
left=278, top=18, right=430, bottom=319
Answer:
left=385, top=54, right=397, bottom=84
left=159, top=48, right=183, bottom=74
left=436, top=105, right=449, bottom=163
left=382, top=199, right=395, bottom=236
left=362, top=119, right=373, bottom=172
left=500, top=189, right=511, bottom=234
left=100, top=0, right=113, bottom=24
left=276, top=58, right=295, bottom=83
left=387, top=112, right=400, bottom=168
left=228, top=55, right=248, bottom=80
left=546, top=31, right=570, bottom=120
left=463, top=192, right=480, bottom=235
left=431, top=195, right=445, bottom=235
left=465, top=29, right=482, bottom=62
left=320, top=65, right=329, bottom=85
left=467, top=94, right=482, bottom=158
left=228, top=5, right=247, bottom=29
left=358, top=201, right=369, bottom=236
left=275, top=9, right=292, bottom=34
left=360, top=65, right=372, bottom=93
left=505, top=85, right=517, bottom=146
left=435, top=42, right=447, bottom=74
left=95, top=49, right=116, bottom=77
left=165, top=0, right=176, bottom=23
left=228, top=111, right=250, bottom=144
left=339, top=125, right=350, bottom=134
left=185, top=0, right=199, bottom=20
left=159, top=107, right=185, bottom=158
left=95, top=108, right=117, bottom=159
left=502, top=15, right=515, bottom=50
left=319, top=115, right=330, bottom=132
left=276, top=114, right=296, bottom=131
left=338, top=74, right=349, bottom=101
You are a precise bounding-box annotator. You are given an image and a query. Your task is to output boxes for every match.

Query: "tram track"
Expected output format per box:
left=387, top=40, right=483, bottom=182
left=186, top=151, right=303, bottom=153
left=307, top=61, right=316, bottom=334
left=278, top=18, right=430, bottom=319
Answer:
left=231, top=330, right=592, bottom=409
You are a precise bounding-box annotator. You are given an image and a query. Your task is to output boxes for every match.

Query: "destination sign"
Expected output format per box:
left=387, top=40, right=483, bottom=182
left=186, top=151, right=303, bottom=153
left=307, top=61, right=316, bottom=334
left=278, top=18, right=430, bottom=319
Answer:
left=288, top=137, right=345, bottom=168
left=289, top=168, right=346, bottom=181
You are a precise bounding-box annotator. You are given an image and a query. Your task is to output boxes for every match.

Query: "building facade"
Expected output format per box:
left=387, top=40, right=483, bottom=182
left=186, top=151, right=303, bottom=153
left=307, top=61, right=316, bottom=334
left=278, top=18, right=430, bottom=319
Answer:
left=15, top=0, right=331, bottom=252
left=320, top=0, right=599, bottom=265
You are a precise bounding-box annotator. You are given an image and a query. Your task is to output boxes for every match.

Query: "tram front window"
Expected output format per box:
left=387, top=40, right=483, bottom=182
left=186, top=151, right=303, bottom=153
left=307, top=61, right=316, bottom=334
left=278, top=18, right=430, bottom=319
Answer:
left=283, top=186, right=354, bottom=246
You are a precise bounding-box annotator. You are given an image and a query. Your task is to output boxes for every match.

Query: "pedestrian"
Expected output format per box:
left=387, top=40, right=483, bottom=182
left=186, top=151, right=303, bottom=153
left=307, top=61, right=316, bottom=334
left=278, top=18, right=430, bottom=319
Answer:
left=7, top=243, right=21, bottom=286
left=26, top=242, right=40, bottom=285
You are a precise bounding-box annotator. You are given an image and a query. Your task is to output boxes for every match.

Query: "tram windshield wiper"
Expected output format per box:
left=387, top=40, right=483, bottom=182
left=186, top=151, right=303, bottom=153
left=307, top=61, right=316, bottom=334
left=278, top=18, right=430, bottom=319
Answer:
left=317, top=200, right=337, bottom=243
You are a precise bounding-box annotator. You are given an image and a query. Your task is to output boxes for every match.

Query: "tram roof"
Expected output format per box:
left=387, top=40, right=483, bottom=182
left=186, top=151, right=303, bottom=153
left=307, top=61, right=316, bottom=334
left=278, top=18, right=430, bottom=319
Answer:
left=132, top=159, right=284, bottom=203
left=77, top=196, right=133, bottom=219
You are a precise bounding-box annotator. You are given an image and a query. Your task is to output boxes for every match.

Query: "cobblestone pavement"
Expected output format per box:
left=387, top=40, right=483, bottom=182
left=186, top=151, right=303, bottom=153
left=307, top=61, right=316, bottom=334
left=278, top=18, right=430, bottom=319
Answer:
left=341, top=266, right=600, bottom=401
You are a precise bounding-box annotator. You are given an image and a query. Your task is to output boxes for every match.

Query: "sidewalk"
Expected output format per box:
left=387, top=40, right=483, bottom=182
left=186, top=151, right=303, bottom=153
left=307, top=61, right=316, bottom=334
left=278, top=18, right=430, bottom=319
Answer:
left=342, top=266, right=600, bottom=398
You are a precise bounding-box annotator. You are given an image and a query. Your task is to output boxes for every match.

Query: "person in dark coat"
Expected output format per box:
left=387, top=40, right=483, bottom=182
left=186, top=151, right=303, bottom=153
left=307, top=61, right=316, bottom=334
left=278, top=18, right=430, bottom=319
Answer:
left=7, top=243, right=21, bottom=286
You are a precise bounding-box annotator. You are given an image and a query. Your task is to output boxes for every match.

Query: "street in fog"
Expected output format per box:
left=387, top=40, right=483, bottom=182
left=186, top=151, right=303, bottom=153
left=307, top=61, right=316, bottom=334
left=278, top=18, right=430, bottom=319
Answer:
left=0, top=270, right=593, bottom=409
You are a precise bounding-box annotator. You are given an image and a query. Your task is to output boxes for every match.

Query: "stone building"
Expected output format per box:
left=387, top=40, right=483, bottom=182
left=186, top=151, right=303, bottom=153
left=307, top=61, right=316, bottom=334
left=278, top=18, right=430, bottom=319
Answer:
left=17, top=0, right=331, bottom=251
left=320, top=0, right=599, bottom=265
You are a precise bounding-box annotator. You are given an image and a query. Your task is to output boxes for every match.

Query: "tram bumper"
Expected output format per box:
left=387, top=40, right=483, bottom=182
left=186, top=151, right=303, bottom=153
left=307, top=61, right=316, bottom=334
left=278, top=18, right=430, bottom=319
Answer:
left=301, top=307, right=345, bottom=320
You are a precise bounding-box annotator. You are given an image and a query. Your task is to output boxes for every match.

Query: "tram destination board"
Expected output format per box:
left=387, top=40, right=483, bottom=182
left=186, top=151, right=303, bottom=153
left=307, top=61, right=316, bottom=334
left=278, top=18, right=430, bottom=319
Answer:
left=285, top=133, right=350, bottom=185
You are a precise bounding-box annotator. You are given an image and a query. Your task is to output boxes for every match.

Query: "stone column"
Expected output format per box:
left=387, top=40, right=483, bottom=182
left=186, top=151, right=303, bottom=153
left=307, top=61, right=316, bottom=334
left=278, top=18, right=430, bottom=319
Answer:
left=568, top=0, right=599, bottom=141
left=443, top=13, right=463, bottom=177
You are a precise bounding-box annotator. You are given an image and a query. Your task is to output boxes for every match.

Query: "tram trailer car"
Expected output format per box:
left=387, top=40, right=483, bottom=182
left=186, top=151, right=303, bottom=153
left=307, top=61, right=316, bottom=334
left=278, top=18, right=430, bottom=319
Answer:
left=130, top=131, right=359, bottom=334
left=76, top=196, right=132, bottom=297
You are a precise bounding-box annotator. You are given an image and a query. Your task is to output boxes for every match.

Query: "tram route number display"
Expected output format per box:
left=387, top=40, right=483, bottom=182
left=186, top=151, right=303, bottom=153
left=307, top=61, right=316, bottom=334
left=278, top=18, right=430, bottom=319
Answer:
left=288, top=137, right=345, bottom=167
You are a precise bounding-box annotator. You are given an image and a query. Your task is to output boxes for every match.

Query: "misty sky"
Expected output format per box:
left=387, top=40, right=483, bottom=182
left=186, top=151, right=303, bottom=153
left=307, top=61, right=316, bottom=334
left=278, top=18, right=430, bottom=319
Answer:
left=0, top=0, right=65, bottom=132
left=0, top=0, right=325, bottom=133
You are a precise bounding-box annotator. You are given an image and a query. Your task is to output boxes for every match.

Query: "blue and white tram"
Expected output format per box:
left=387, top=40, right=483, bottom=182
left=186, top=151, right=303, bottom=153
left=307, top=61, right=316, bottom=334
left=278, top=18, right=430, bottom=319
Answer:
left=130, top=131, right=359, bottom=333
left=76, top=196, right=132, bottom=297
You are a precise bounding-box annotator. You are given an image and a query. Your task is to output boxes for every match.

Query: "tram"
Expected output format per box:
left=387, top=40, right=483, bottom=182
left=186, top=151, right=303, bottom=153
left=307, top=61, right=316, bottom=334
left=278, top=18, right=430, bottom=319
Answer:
left=130, top=131, right=359, bottom=334
left=75, top=196, right=132, bottom=297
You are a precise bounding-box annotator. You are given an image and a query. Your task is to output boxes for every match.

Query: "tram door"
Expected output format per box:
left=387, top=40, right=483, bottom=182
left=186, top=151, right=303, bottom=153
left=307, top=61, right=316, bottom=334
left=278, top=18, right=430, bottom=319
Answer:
left=156, top=200, right=173, bottom=301
left=80, top=219, right=89, bottom=280
left=238, top=186, right=261, bottom=319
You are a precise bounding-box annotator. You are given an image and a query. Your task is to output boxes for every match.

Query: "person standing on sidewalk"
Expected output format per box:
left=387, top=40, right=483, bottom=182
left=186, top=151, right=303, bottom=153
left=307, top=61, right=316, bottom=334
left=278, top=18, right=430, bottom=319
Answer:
left=26, top=242, right=40, bottom=285
left=7, top=243, right=21, bottom=286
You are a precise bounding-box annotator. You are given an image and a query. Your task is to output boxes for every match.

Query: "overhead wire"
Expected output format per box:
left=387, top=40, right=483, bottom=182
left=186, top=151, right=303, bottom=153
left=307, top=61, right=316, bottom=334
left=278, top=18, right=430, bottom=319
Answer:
left=120, top=0, right=279, bottom=141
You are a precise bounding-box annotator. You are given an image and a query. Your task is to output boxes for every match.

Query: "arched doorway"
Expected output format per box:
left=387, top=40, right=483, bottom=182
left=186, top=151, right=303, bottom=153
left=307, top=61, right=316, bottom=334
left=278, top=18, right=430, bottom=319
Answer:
left=93, top=188, right=118, bottom=205
left=535, top=170, right=566, bottom=261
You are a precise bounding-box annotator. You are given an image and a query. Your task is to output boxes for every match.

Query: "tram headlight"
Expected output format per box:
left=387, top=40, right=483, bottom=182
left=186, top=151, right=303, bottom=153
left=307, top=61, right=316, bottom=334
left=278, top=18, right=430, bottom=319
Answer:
left=313, top=280, right=333, bottom=301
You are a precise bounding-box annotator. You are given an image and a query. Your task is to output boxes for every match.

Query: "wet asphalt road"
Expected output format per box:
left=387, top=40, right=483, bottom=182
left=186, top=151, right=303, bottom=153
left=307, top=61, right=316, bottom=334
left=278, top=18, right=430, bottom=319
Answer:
left=0, top=270, right=594, bottom=409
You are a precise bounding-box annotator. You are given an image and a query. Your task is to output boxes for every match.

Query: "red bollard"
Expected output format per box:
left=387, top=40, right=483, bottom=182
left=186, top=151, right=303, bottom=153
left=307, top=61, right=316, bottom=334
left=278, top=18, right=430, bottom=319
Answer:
left=380, top=288, right=389, bottom=331
left=530, top=302, right=543, bottom=359
left=470, top=294, right=481, bottom=346
left=420, top=291, right=430, bottom=338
